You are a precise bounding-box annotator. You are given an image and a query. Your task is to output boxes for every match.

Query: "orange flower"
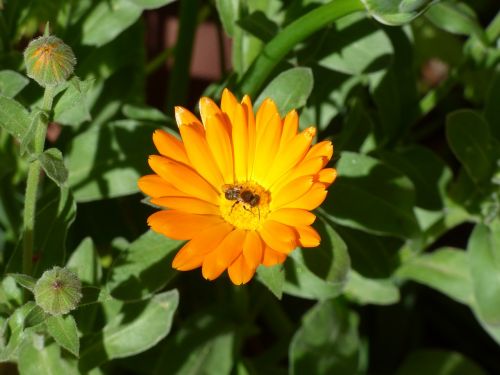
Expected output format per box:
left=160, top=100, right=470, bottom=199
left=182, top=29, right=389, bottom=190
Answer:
left=138, top=89, right=336, bottom=284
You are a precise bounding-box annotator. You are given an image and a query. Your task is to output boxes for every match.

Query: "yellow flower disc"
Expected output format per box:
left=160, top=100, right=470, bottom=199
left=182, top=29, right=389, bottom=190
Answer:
left=138, top=89, right=337, bottom=285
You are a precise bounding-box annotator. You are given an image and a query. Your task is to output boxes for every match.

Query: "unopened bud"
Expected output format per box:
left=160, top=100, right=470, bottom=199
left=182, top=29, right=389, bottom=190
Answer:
left=34, top=266, right=82, bottom=315
left=24, top=32, right=76, bottom=87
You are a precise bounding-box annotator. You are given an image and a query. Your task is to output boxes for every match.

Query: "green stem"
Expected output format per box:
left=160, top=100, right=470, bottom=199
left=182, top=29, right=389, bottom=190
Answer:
left=22, top=86, right=55, bottom=276
left=145, top=47, right=174, bottom=75
left=236, top=0, right=365, bottom=97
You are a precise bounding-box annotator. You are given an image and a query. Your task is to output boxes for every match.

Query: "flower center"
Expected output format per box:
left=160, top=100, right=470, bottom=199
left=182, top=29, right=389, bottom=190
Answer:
left=219, top=181, right=271, bottom=230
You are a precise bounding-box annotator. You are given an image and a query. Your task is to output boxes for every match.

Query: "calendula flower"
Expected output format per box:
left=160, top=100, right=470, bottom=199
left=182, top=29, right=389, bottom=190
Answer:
left=138, top=89, right=336, bottom=284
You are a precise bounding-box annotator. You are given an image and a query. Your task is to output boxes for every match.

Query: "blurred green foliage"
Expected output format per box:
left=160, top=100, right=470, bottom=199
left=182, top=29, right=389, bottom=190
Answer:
left=0, top=0, right=499, bottom=374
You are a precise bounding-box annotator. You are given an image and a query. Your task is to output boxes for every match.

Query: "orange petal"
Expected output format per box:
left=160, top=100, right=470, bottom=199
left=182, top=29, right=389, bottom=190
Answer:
left=172, top=222, right=234, bottom=270
left=243, top=230, right=263, bottom=269
left=148, top=210, right=224, bottom=240
left=296, top=225, right=321, bottom=248
left=228, top=254, right=255, bottom=285
left=305, top=141, right=333, bottom=164
left=202, top=229, right=246, bottom=280
left=220, top=88, right=238, bottom=125
left=281, top=183, right=327, bottom=210
left=252, top=112, right=282, bottom=184
left=152, top=130, right=190, bottom=165
left=264, top=127, right=316, bottom=186
left=270, top=157, right=324, bottom=194
left=316, top=168, right=337, bottom=187
left=267, top=208, right=316, bottom=227
left=258, top=220, right=297, bottom=254
left=205, top=114, right=234, bottom=184
left=199, top=97, right=223, bottom=127
left=262, top=245, right=287, bottom=266
left=150, top=196, right=220, bottom=215
left=138, top=175, right=189, bottom=198
left=231, top=104, right=248, bottom=182
left=255, top=98, right=279, bottom=133
left=242, top=95, right=256, bottom=180
left=279, top=110, right=299, bottom=149
left=270, top=175, right=313, bottom=210
left=175, top=106, right=202, bottom=127
left=179, top=124, right=224, bottom=190
left=148, top=155, right=219, bottom=203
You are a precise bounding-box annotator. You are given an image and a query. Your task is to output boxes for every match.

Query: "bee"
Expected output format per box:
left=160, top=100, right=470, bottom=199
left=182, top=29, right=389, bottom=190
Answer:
left=223, top=184, right=261, bottom=216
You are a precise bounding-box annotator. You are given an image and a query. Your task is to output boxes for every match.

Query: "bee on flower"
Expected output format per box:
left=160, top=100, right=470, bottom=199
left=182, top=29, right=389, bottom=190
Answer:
left=138, top=89, right=336, bottom=284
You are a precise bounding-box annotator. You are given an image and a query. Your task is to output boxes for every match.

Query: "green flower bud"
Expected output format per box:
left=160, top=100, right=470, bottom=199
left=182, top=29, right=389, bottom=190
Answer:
left=34, top=266, right=82, bottom=316
left=24, top=33, right=76, bottom=87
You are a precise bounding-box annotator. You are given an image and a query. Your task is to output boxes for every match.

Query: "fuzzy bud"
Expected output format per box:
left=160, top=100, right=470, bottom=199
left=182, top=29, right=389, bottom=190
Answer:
left=23, top=32, right=76, bottom=87
left=34, top=266, right=82, bottom=316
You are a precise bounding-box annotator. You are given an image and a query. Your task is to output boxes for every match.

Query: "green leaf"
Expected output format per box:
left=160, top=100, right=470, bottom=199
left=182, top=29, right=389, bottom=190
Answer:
left=79, top=290, right=179, bottom=371
left=236, top=0, right=366, bottom=96
left=122, top=104, right=169, bottom=122
left=81, top=0, right=142, bottom=47
left=368, top=27, right=419, bottom=143
left=0, top=302, right=34, bottom=361
left=67, top=237, right=102, bottom=285
left=237, top=11, right=278, bottom=42
left=283, top=219, right=350, bottom=300
left=0, top=276, right=23, bottom=307
left=324, top=152, right=420, bottom=238
left=468, top=220, right=500, bottom=327
left=53, top=77, right=94, bottom=127
left=215, top=0, right=240, bottom=37
left=334, top=225, right=402, bottom=278
left=67, top=120, right=154, bottom=202
left=0, top=95, right=30, bottom=140
left=8, top=273, right=36, bottom=292
left=446, top=110, right=497, bottom=185
left=315, top=13, right=393, bottom=76
left=334, top=99, right=374, bottom=153
left=255, top=67, right=313, bottom=116
left=425, top=2, right=488, bottom=45
left=378, top=146, right=452, bottom=211
left=17, top=338, right=78, bottom=375
left=257, top=264, right=285, bottom=299
left=396, top=247, right=474, bottom=305
left=24, top=305, right=49, bottom=328
left=0, top=70, right=29, bottom=98
left=46, top=315, right=79, bottom=357
left=39, top=148, right=68, bottom=187
left=107, top=231, right=181, bottom=301
left=344, top=270, right=400, bottom=305
left=127, top=0, right=176, bottom=10
left=290, top=300, right=359, bottom=375
left=153, top=313, right=235, bottom=375
left=396, top=349, right=487, bottom=375
left=363, top=0, right=437, bottom=26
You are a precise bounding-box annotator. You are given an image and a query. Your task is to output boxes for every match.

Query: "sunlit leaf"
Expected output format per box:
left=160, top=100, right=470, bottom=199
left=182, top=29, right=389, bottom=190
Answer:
left=396, top=247, right=474, bottom=305
left=107, top=231, right=181, bottom=301
left=0, top=70, right=29, bottom=98
left=46, top=315, right=80, bottom=357
left=79, top=290, right=179, bottom=371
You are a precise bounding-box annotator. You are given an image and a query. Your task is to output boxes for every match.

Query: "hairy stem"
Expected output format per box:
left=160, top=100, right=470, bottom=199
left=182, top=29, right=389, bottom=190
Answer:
left=22, top=85, right=55, bottom=276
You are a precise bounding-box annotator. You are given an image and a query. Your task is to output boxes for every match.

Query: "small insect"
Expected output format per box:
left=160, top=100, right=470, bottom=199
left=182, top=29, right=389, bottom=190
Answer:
left=222, top=184, right=261, bottom=216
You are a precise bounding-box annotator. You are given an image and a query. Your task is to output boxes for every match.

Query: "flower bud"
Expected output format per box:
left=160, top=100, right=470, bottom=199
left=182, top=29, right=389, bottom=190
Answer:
left=24, top=33, right=76, bottom=87
left=34, top=266, right=82, bottom=315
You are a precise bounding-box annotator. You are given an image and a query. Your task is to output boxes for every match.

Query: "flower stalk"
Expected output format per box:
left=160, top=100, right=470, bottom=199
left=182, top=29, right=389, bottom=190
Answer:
left=22, top=85, right=55, bottom=276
